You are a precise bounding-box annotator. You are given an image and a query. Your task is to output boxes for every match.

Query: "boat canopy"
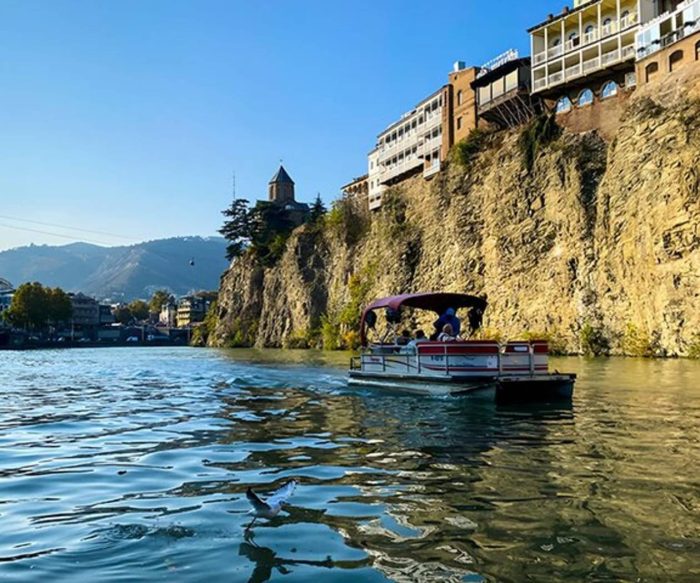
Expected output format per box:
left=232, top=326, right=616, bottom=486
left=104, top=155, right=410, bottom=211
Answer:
left=359, top=292, right=487, bottom=346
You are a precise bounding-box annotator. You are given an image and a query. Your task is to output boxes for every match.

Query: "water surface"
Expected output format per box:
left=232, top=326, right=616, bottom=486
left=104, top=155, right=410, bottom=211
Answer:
left=0, top=347, right=699, bottom=582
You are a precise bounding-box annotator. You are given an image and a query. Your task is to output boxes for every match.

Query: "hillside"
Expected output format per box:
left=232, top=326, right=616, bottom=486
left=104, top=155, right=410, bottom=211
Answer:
left=0, top=237, right=229, bottom=301
left=211, top=70, right=700, bottom=357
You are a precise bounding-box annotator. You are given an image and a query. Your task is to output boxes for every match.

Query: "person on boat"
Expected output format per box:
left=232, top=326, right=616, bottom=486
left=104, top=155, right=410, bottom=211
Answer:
left=432, top=308, right=461, bottom=339
left=403, top=330, right=427, bottom=354
left=437, top=323, right=457, bottom=342
left=396, top=329, right=412, bottom=346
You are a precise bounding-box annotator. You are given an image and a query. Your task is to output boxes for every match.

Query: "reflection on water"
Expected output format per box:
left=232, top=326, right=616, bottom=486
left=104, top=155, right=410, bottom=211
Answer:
left=0, top=347, right=699, bottom=582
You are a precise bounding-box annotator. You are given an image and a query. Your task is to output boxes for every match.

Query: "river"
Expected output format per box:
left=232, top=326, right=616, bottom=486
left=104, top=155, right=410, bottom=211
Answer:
left=0, top=347, right=698, bottom=582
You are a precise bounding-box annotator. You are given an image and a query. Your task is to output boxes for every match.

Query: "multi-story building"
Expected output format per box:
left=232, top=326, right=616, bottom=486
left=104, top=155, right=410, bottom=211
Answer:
left=69, top=293, right=99, bottom=327
left=176, top=296, right=209, bottom=328
left=636, top=0, right=700, bottom=84
left=529, top=0, right=646, bottom=108
left=367, top=63, right=479, bottom=211
left=471, top=49, right=538, bottom=129
left=159, top=301, right=178, bottom=328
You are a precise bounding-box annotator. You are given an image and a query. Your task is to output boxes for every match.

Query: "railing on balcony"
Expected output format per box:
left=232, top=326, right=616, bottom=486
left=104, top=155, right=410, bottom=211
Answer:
left=549, top=71, right=564, bottom=85
left=533, top=77, right=548, bottom=91
left=583, top=56, right=601, bottom=73
left=565, top=63, right=582, bottom=80
left=602, top=49, right=621, bottom=66
left=622, top=44, right=636, bottom=59
left=533, top=12, right=639, bottom=65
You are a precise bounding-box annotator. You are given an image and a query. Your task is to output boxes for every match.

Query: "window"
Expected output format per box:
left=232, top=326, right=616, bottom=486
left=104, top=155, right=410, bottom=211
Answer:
left=645, top=61, right=659, bottom=83
left=457, top=90, right=462, bottom=105
left=621, top=9, right=630, bottom=21
left=585, top=24, right=594, bottom=34
left=556, top=96, right=572, bottom=114
left=457, top=116, right=462, bottom=130
left=696, top=40, right=700, bottom=60
left=601, top=80, right=618, bottom=99
left=578, top=88, right=594, bottom=107
left=552, top=37, right=562, bottom=46
left=603, top=17, right=612, bottom=26
left=669, top=49, right=684, bottom=72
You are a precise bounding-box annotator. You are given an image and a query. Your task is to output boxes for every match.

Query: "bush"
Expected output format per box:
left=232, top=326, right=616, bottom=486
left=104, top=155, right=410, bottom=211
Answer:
left=621, top=323, right=653, bottom=357
left=519, top=114, right=561, bottom=173
left=324, top=198, right=368, bottom=246
left=451, top=128, right=488, bottom=167
left=686, top=333, right=700, bottom=359
left=321, top=315, right=341, bottom=351
left=579, top=322, right=609, bottom=356
left=522, top=329, right=567, bottom=356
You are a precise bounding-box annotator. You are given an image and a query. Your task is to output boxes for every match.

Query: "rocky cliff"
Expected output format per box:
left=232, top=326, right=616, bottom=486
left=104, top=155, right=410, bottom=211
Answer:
left=212, top=71, right=700, bottom=357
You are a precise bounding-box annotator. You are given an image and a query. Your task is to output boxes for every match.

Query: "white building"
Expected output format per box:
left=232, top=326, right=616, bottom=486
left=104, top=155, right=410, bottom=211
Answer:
left=528, top=0, right=662, bottom=99
left=367, top=87, right=446, bottom=211
left=636, top=0, right=700, bottom=60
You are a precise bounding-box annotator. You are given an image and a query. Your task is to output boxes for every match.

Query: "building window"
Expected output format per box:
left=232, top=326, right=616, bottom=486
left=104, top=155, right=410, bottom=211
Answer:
left=552, top=37, right=561, bottom=46
left=556, top=96, right=572, bottom=114
left=621, top=9, right=630, bottom=21
left=585, top=24, right=594, bottom=35
left=696, top=40, right=700, bottom=60
left=669, top=49, right=684, bottom=72
left=578, top=88, right=594, bottom=107
left=603, top=17, right=612, bottom=27
left=601, top=80, right=618, bottom=99
left=457, top=90, right=463, bottom=105
left=645, top=61, right=659, bottom=83
left=457, top=116, right=462, bottom=130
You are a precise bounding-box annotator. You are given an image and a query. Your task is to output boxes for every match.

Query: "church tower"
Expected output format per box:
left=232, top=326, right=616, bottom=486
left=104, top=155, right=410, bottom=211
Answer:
left=268, top=165, right=295, bottom=204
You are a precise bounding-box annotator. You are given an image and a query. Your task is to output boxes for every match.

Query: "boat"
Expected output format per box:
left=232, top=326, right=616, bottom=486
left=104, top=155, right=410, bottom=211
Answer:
left=348, top=292, right=575, bottom=402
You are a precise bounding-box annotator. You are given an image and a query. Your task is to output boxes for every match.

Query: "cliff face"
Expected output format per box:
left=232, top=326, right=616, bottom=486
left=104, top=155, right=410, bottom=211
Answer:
left=212, top=75, right=700, bottom=357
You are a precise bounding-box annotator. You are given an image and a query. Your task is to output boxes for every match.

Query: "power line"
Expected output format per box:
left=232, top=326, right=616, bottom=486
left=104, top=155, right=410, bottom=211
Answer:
left=0, top=214, right=140, bottom=241
left=0, top=222, right=119, bottom=246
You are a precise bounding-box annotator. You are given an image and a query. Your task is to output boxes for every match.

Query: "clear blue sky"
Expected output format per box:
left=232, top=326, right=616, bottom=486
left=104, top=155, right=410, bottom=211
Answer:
left=0, top=0, right=563, bottom=251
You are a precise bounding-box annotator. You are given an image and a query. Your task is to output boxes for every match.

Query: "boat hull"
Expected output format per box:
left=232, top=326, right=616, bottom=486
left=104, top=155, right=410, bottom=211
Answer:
left=347, top=370, right=575, bottom=401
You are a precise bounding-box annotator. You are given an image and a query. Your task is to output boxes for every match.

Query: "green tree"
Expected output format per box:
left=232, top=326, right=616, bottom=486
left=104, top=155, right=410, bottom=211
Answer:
left=309, top=194, right=327, bottom=223
left=219, top=198, right=251, bottom=260
left=128, top=300, right=149, bottom=321
left=5, top=282, right=49, bottom=329
left=47, top=287, right=72, bottom=325
left=113, top=305, right=132, bottom=325
left=248, top=201, right=295, bottom=266
left=149, top=290, right=173, bottom=314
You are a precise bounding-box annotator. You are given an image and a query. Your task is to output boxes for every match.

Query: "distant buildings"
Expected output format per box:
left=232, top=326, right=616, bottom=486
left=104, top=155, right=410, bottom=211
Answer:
left=176, top=296, right=211, bottom=328
left=0, top=278, right=14, bottom=319
left=159, top=300, right=178, bottom=328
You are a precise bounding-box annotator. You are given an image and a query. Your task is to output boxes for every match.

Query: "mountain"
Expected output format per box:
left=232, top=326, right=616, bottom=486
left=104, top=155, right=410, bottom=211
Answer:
left=0, top=237, right=229, bottom=301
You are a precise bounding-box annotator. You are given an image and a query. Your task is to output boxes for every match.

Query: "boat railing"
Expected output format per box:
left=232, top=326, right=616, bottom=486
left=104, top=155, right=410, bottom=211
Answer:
left=353, top=340, right=549, bottom=377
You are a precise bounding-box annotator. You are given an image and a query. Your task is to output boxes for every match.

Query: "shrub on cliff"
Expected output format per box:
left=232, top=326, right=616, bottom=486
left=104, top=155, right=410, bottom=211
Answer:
left=324, top=198, right=368, bottom=246
left=451, top=128, right=488, bottom=167
left=621, top=323, right=654, bottom=357
left=579, top=322, right=610, bottom=357
left=519, top=114, right=561, bottom=173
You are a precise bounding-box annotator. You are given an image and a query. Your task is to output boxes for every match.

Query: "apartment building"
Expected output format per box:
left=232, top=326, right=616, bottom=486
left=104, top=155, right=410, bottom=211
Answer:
left=341, top=175, right=368, bottom=200
left=367, top=63, right=478, bottom=211
left=636, top=0, right=700, bottom=84
left=471, top=49, right=538, bottom=129
left=530, top=0, right=647, bottom=107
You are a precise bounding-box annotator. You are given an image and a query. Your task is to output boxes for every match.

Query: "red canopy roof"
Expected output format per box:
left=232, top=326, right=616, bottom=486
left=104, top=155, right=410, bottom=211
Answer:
left=360, top=292, right=487, bottom=346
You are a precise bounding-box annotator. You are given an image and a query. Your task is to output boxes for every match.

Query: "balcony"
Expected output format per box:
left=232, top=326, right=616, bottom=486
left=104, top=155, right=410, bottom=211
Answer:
left=532, top=11, right=639, bottom=66
left=423, top=160, right=441, bottom=179
left=565, top=63, right=582, bottom=80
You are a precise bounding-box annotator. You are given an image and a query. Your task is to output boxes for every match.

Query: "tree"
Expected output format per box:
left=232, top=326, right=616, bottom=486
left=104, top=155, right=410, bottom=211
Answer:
left=149, top=290, right=173, bottom=314
left=309, top=194, right=327, bottom=223
left=5, top=282, right=72, bottom=330
left=5, top=282, right=47, bottom=329
left=248, top=201, right=295, bottom=266
left=128, top=300, right=149, bottom=321
left=47, top=287, right=72, bottom=325
left=113, top=305, right=132, bottom=325
left=219, top=198, right=251, bottom=260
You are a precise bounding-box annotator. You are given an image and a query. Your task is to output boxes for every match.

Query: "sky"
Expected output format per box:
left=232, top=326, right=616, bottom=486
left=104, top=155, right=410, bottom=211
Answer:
left=0, top=0, right=564, bottom=251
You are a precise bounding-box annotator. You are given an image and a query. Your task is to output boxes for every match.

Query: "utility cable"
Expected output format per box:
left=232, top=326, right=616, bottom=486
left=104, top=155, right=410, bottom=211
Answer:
left=0, top=214, right=141, bottom=242
left=0, top=222, right=118, bottom=247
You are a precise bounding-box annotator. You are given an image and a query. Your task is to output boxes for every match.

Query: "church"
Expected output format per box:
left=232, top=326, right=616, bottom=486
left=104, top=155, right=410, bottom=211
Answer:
left=267, top=165, right=310, bottom=227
